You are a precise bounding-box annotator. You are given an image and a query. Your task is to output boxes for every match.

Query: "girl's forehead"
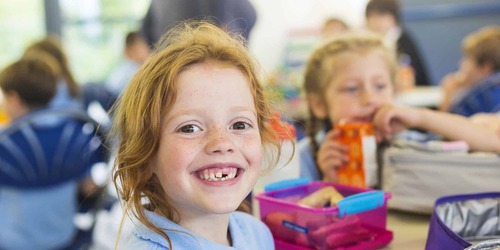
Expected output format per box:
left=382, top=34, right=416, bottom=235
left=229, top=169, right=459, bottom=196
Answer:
left=324, top=51, right=392, bottom=82
left=327, top=49, right=389, bottom=70
left=334, top=49, right=382, bottom=60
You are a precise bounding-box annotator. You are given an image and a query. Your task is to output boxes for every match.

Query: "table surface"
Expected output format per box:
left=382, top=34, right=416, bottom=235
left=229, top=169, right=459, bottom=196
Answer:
left=381, top=209, right=432, bottom=249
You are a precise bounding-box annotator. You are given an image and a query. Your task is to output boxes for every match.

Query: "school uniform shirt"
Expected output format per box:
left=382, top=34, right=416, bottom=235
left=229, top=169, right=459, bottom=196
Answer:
left=298, top=130, right=326, bottom=182
left=449, top=72, right=500, bottom=117
left=125, top=210, right=275, bottom=250
left=50, top=81, right=84, bottom=110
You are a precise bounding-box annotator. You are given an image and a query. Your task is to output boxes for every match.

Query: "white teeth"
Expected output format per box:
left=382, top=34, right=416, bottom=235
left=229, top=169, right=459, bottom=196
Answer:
left=215, top=171, right=222, bottom=178
left=198, top=168, right=238, bottom=181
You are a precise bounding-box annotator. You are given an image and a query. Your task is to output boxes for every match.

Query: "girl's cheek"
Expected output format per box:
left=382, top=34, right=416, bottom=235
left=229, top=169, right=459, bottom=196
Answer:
left=378, top=93, right=394, bottom=105
left=375, top=99, right=390, bottom=107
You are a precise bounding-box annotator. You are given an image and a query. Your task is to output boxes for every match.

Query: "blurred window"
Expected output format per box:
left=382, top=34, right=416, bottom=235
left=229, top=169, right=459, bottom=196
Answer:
left=0, top=0, right=150, bottom=85
left=59, top=0, right=150, bottom=83
left=0, top=1, right=45, bottom=71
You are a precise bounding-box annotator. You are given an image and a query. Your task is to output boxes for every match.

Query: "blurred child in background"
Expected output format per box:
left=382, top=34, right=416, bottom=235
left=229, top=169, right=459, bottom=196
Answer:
left=105, top=31, right=151, bottom=97
left=24, top=36, right=83, bottom=110
left=0, top=54, right=70, bottom=249
left=0, top=52, right=57, bottom=121
left=299, top=32, right=396, bottom=186
left=439, top=26, right=500, bottom=116
left=365, top=0, right=431, bottom=89
left=298, top=31, right=500, bottom=187
left=111, top=21, right=283, bottom=249
left=321, top=17, right=349, bottom=40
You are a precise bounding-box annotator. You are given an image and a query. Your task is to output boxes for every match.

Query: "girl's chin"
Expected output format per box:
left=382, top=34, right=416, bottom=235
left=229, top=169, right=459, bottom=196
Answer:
left=205, top=204, right=242, bottom=215
left=202, top=195, right=248, bottom=213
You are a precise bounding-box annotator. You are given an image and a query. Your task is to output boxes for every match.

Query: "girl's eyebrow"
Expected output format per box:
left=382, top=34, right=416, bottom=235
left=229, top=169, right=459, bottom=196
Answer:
left=168, top=106, right=257, bottom=120
left=167, top=108, right=204, bottom=120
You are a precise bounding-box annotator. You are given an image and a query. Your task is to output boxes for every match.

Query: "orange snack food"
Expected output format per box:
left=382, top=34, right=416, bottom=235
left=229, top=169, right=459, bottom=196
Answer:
left=334, top=122, right=377, bottom=188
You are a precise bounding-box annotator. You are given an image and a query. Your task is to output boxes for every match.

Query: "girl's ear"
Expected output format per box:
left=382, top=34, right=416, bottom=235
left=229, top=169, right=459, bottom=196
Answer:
left=307, top=93, right=328, bottom=120
left=3, top=91, right=28, bottom=120
left=480, top=61, right=494, bottom=76
left=6, top=91, right=24, bottom=107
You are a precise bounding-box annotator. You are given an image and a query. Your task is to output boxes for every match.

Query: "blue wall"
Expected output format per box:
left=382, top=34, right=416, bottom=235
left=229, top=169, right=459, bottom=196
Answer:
left=401, top=0, right=500, bottom=85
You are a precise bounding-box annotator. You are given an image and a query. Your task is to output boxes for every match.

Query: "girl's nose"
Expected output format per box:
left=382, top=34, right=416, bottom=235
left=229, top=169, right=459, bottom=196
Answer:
left=360, top=89, right=375, bottom=106
left=205, top=128, right=235, bottom=154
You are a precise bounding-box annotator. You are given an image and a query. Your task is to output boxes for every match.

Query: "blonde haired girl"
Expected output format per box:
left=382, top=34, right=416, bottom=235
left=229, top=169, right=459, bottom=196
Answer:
left=299, top=32, right=396, bottom=185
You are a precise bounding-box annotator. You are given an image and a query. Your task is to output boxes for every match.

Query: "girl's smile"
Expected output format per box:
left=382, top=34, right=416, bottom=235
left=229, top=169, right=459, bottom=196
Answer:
left=194, top=164, right=244, bottom=185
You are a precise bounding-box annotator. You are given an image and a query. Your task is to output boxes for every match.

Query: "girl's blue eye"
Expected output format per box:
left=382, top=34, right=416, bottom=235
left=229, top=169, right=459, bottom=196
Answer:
left=231, top=121, right=251, bottom=130
left=179, top=124, right=201, bottom=133
left=343, top=86, right=358, bottom=93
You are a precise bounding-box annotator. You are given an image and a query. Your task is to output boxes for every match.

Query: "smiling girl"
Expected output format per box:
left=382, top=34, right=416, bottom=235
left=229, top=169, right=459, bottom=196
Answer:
left=112, top=21, right=283, bottom=249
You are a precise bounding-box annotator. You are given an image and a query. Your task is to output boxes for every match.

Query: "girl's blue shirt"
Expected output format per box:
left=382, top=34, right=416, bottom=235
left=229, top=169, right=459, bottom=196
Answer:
left=298, top=130, right=326, bottom=181
left=125, top=210, right=275, bottom=250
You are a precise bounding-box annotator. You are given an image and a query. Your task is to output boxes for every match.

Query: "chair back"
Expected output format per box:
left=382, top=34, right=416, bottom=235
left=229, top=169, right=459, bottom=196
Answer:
left=0, top=108, right=109, bottom=188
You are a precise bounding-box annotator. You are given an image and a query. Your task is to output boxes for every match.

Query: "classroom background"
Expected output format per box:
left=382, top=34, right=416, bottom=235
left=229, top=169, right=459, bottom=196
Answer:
left=0, top=1, right=499, bottom=249
left=2, top=0, right=499, bottom=87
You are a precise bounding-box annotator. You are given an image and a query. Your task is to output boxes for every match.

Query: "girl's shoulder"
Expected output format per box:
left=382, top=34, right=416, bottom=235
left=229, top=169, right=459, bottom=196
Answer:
left=230, top=211, right=266, bottom=229
left=123, top=232, right=165, bottom=250
left=230, top=211, right=274, bottom=249
left=127, top=211, right=273, bottom=249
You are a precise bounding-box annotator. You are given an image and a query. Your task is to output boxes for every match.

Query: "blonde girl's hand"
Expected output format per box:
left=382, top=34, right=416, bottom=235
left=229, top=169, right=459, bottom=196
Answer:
left=439, top=72, right=466, bottom=111
left=316, top=129, right=348, bottom=182
left=373, top=103, right=421, bottom=141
